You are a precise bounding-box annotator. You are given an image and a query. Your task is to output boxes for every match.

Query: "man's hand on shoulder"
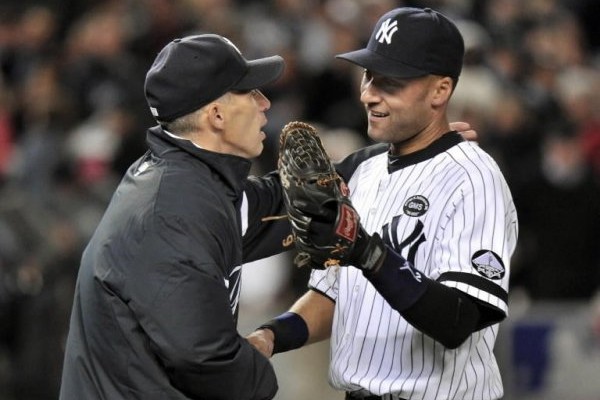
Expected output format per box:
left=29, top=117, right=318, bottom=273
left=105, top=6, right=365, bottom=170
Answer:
left=450, top=121, right=478, bottom=142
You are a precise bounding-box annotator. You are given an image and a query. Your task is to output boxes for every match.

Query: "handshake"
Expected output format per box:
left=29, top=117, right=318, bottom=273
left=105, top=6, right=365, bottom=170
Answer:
left=278, top=121, right=386, bottom=273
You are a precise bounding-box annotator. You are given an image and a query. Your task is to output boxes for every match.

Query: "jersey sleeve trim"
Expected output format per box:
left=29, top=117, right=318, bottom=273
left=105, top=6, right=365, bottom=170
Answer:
left=438, top=271, right=507, bottom=301
left=438, top=271, right=508, bottom=314
left=307, top=286, right=336, bottom=303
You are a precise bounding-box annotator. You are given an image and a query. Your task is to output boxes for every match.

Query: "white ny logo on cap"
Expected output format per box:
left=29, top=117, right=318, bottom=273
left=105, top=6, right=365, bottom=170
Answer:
left=375, top=18, right=398, bottom=44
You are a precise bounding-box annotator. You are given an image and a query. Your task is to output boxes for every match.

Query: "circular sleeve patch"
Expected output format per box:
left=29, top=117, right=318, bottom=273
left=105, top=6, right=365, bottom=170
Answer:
left=471, top=250, right=505, bottom=280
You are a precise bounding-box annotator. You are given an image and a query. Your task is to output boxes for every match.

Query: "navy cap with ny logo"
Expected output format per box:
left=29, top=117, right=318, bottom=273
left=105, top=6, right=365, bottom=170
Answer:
left=336, top=7, right=464, bottom=79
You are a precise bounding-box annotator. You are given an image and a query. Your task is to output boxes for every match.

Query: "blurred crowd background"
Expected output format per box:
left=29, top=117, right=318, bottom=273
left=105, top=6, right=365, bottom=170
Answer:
left=0, top=0, right=598, bottom=399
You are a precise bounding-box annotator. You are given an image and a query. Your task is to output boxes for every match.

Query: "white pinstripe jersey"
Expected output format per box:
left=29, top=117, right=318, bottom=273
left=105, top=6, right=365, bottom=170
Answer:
left=309, top=133, right=518, bottom=400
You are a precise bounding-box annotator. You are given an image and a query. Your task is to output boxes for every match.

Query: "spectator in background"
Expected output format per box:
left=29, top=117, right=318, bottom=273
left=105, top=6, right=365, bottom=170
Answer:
left=127, top=0, right=196, bottom=66
left=480, top=89, right=543, bottom=194
left=60, top=5, right=147, bottom=122
left=511, top=131, right=600, bottom=300
left=303, top=21, right=366, bottom=134
left=555, top=66, right=600, bottom=181
left=10, top=61, right=73, bottom=201
left=0, top=5, right=59, bottom=91
left=0, top=85, right=15, bottom=183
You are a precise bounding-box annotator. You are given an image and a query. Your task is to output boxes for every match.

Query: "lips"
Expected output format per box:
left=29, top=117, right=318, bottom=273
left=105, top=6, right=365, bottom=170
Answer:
left=369, top=109, right=388, bottom=118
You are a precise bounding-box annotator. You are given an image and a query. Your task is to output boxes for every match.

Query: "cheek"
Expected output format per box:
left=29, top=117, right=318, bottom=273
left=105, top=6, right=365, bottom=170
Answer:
left=390, top=95, right=424, bottom=119
left=242, top=131, right=264, bottom=158
left=239, top=114, right=264, bottom=144
left=239, top=108, right=260, bottom=128
left=229, top=112, right=256, bottom=136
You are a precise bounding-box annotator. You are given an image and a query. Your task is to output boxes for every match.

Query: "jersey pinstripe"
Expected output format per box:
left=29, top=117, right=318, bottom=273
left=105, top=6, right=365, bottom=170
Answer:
left=309, top=133, right=518, bottom=400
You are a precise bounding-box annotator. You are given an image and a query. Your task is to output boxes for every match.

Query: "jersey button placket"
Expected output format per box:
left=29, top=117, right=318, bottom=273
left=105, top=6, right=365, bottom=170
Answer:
left=378, top=176, right=390, bottom=192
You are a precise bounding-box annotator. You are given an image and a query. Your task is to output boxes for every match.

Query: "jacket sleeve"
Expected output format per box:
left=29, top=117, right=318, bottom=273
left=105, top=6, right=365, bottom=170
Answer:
left=242, top=171, right=292, bottom=263
left=128, top=213, right=278, bottom=400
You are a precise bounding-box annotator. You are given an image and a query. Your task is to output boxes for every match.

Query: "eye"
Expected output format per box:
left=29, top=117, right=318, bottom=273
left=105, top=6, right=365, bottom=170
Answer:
left=362, top=70, right=405, bottom=93
left=382, top=77, right=404, bottom=89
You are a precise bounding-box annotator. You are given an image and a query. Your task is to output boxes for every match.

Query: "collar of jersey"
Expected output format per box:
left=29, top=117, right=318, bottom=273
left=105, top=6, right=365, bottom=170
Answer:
left=387, top=131, right=464, bottom=173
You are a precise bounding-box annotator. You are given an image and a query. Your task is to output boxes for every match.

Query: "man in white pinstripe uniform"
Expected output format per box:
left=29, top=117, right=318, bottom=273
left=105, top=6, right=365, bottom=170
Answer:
left=250, top=7, right=518, bottom=400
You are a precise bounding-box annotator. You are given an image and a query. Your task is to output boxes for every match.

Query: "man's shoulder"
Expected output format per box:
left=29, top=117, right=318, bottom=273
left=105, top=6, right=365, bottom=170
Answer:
left=447, top=141, right=504, bottom=173
left=150, top=160, right=224, bottom=215
left=444, top=142, right=513, bottom=196
left=334, top=143, right=388, bottom=181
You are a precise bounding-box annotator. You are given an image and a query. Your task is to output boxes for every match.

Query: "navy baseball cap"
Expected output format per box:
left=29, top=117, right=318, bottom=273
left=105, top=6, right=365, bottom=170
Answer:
left=336, top=7, right=464, bottom=79
left=144, top=34, right=284, bottom=122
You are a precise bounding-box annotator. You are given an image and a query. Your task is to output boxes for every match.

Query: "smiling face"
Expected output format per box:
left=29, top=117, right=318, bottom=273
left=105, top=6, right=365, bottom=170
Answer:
left=359, top=70, right=453, bottom=155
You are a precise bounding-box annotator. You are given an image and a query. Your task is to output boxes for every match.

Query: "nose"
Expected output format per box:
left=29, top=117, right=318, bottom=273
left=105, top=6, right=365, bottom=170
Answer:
left=360, top=79, right=381, bottom=105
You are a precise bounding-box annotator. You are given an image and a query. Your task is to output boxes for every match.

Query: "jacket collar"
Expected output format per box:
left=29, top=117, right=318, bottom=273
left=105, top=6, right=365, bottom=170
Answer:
left=387, top=131, right=464, bottom=173
left=146, top=125, right=252, bottom=200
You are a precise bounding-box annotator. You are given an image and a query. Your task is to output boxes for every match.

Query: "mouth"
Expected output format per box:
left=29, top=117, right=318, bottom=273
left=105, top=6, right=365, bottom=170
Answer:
left=368, top=109, right=388, bottom=118
left=259, top=123, right=267, bottom=138
left=260, top=115, right=268, bottom=128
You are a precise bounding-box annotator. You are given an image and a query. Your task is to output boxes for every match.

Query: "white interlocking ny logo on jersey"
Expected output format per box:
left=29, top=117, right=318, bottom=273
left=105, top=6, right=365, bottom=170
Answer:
left=383, top=217, right=426, bottom=267
left=375, top=18, right=398, bottom=44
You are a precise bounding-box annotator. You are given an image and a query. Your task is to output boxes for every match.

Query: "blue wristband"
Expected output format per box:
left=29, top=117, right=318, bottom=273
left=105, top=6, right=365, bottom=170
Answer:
left=258, top=311, right=309, bottom=354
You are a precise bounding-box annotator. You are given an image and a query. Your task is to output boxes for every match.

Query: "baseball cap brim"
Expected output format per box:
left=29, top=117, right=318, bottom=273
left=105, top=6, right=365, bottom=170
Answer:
left=232, top=55, right=285, bottom=91
left=336, top=48, right=429, bottom=79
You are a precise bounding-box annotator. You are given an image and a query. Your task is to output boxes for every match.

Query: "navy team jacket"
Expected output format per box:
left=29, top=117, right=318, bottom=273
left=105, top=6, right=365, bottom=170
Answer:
left=60, top=125, right=289, bottom=400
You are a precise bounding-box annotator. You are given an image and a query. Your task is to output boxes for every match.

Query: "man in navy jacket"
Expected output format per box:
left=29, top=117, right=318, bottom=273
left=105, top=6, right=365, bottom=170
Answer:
left=59, top=34, right=291, bottom=400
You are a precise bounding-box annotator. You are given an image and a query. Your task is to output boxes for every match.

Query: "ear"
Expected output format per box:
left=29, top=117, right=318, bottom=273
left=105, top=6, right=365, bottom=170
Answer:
left=431, top=77, right=453, bottom=107
left=206, top=102, right=227, bottom=130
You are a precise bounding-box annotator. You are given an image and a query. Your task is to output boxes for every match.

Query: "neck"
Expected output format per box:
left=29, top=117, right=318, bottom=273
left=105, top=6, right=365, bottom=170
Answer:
left=390, top=120, right=450, bottom=156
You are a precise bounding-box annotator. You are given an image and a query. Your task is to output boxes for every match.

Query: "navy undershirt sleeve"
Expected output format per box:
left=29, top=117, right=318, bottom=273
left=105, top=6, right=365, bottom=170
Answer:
left=363, top=246, right=481, bottom=349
